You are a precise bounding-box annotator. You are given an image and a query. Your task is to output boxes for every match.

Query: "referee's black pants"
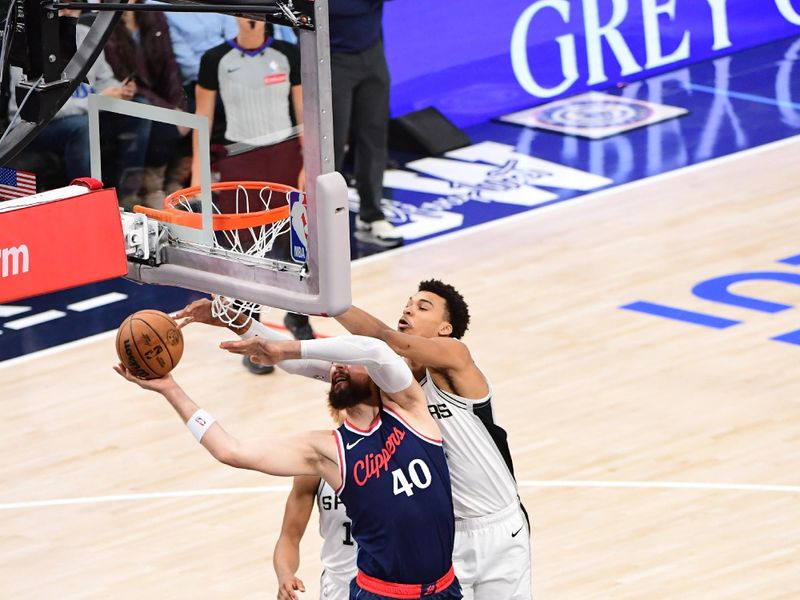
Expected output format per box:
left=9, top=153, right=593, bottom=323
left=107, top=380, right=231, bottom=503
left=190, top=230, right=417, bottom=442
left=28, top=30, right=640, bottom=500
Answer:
left=330, top=38, right=390, bottom=224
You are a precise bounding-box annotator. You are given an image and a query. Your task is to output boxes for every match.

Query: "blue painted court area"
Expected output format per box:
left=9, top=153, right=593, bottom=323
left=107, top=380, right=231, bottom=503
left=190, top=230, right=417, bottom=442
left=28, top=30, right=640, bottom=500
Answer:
left=4, top=34, right=800, bottom=362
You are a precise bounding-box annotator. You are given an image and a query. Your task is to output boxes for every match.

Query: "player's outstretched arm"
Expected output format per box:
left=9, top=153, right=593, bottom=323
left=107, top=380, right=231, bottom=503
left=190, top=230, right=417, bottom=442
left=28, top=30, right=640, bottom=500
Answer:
left=336, top=305, right=473, bottom=372
left=335, top=305, right=393, bottom=338
left=113, top=364, right=336, bottom=479
left=175, top=298, right=246, bottom=329
left=382, top=329, right=473, bottom=371
left=221, top=336, right=419, bottom=409
left=178, top=299, right=331, bottom=381
left=273, top=476, right=317, bottom=600
left=221, top=336, right=435, bottom=432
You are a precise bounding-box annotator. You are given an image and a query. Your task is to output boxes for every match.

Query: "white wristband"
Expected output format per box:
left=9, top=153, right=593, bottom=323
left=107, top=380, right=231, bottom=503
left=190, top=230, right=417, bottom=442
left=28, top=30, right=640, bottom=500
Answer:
left=187, top=409, right=216, bottom=442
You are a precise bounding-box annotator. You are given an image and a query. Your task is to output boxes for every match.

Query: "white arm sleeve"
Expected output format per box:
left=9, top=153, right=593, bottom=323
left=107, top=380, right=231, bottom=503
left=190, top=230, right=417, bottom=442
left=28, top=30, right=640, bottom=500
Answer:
left=240, top=319, right=331, bottom=382
left=300, top=336, right=413, bottom=394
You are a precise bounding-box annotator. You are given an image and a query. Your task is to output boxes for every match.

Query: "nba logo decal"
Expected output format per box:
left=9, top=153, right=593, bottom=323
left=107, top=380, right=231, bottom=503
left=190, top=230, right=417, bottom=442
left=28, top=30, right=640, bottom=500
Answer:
left=290, top=190, right=309, bottom=264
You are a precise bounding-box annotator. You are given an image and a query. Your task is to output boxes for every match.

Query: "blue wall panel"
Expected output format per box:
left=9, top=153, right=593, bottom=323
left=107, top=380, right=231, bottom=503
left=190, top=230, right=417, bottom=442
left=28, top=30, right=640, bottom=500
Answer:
left=385, top=0, right=800, bottom=126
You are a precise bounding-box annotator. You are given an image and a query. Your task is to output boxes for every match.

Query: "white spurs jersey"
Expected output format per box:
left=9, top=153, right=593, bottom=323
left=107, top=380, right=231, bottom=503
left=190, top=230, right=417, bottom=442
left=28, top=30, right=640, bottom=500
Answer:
left=316, top=479, right=358, bottom=579
left=422, top=370, right=519, bottom=519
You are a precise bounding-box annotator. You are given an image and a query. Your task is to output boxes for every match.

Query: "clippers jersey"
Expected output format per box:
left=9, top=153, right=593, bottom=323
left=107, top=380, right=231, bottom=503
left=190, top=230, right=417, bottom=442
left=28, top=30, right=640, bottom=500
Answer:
left=316, top=479, right=358, bottom=579
left=333, top=406, right=454, bottom=584
left=422, top=371, right=518, bottom=519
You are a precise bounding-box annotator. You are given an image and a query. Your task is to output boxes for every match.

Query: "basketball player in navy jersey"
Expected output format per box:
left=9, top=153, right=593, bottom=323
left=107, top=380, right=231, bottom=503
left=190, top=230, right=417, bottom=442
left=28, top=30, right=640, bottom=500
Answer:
left=115, top=332, right=461, bottom=600
left=176, top=300, right=356, bottom=599
left=333, top=280, right=532, bottom=600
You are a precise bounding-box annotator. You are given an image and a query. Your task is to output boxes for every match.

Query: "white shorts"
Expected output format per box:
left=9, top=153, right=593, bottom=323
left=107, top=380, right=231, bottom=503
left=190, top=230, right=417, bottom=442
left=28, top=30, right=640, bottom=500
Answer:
left=320, top=569, right=353, bottom=600
left=453, top=501, right=532, bottom=600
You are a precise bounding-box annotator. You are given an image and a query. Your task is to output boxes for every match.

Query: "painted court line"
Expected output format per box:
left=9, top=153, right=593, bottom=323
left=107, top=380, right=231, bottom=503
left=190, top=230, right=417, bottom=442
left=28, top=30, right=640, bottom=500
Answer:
left=516, top=480, right=800, bottom=494
left=3, top=479, right=799, bottom=511
left=0, top=485, right=293, bottom=510
left=3, top=309, right=66, bottom=330
left=67, top=292, right=128, bottom=312
left=684, top=82, right=800, bottom=111
left=0, top=305, right=31, bottom=318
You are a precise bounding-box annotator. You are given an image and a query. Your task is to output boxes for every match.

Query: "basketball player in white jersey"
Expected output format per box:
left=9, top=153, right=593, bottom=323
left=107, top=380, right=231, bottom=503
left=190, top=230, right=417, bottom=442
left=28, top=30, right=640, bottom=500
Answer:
left=274, top=401, right=357, bottom=600
left=274, top=475, right=356, bottom=600
left=333, top=280, right=532, bottom=600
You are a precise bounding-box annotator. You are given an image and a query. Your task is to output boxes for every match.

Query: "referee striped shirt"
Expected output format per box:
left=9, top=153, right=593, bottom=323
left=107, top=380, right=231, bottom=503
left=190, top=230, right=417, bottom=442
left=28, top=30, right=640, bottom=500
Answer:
left=198, top=37, right=301, bottom=145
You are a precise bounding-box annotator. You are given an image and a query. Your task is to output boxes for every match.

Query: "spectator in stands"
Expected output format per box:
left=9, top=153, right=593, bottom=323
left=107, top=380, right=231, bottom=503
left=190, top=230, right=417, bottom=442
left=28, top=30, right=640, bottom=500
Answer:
left=6, top=6, right=136, bottom=189
left=103, top=0, right=187, bottom=208
left=165, top=10, right=237, bottom=167
left=166, top=11, right=239, bottom=99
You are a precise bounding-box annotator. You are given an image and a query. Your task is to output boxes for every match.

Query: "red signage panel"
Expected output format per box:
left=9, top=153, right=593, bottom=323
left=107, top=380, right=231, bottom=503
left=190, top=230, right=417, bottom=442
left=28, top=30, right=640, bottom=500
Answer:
left=0, top=189, right=128, bottom=303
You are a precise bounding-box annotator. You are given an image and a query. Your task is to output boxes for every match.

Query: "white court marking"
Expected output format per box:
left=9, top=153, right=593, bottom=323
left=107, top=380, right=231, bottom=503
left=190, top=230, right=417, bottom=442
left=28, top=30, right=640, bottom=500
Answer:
left=3, top=309, right=66, bottom=329
left=67, top=292, right=128, bottom=312
left=3, top=480, right=800, bottom=511
left=0, top=304, right=31, bottom=318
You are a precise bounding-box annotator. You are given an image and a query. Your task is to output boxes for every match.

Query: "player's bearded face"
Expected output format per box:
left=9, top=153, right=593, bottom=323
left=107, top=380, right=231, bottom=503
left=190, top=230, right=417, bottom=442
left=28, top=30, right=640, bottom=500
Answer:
left=328, top=365, right=372, bottom=409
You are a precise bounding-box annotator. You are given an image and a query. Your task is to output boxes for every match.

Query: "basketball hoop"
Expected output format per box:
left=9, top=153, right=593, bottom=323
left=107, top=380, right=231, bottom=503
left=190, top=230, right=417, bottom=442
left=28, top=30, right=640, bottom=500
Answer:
left=133, top=180, right=306, bottom=321
left=122, top=172, right=349, bottom=317
left=133, top=179, right=300, bottom=256
left=134, top=180, right=293, bottom=230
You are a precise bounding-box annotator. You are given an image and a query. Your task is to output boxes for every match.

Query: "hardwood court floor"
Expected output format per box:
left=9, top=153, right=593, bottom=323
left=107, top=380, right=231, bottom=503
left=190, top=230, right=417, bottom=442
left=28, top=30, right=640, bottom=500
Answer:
left=2, top=136, right=800, bottom=599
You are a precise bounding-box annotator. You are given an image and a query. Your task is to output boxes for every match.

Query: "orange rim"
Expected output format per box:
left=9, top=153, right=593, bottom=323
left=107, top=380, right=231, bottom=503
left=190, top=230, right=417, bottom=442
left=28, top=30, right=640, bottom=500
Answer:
left=132, top=181, right=296, bottom=231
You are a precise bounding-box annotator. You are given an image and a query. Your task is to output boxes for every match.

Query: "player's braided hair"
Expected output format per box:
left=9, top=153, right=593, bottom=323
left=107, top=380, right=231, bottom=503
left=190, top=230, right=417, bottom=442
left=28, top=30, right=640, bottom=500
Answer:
left=418, top=279, right=470, bottom=339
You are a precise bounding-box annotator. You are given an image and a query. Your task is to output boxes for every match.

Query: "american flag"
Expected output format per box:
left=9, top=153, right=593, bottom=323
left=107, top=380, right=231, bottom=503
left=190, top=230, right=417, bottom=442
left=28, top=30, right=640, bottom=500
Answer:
left=0, top=167, right=37, bottom=200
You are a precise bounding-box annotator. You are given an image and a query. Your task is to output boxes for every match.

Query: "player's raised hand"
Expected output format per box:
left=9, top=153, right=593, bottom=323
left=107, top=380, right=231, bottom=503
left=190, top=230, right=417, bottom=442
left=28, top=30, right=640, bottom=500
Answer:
left=175, top=298, right=226, bottom=328
left=220, top=338, right=299, bottom=365
left=175, top=298, right=250, bottom=329
left=277, top=574, right=305, bottom=600
left=113, top=363, right=176, bottom=392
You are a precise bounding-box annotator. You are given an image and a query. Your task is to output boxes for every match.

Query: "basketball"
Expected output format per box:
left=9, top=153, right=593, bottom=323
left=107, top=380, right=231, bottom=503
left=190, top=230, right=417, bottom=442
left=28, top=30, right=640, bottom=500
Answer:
left=115, top=310, right=184, bottom=380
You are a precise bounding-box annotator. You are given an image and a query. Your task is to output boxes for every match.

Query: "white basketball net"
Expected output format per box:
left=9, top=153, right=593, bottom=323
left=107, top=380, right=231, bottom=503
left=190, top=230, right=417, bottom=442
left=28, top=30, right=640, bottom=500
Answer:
left=211, top=295, right=263, bottom=326
left=171, top=184, right=292, bottom=258
left=172, top=184, right=295, bottom=324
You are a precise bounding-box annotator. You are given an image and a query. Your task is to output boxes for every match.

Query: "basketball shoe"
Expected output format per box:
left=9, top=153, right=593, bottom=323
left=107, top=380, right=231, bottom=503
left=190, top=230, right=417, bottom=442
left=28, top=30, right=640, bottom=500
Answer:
left=355, top=217, right=403, bottom=247
left=284, top=312, right=315, bottom=340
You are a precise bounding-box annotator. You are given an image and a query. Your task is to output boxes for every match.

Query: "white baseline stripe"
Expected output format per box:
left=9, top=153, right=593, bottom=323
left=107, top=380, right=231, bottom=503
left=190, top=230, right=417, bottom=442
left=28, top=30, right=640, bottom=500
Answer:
left=3, top=310, right=67, bottom=330
left=67, top=292, right=128, bottom=312
left=0, top=485, right=292, bottom=511
left=2, top=479, right=798, bottom=511
left=3, top=133, right=800, bottom=367
left=517, top=480, right=800, bottom=494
